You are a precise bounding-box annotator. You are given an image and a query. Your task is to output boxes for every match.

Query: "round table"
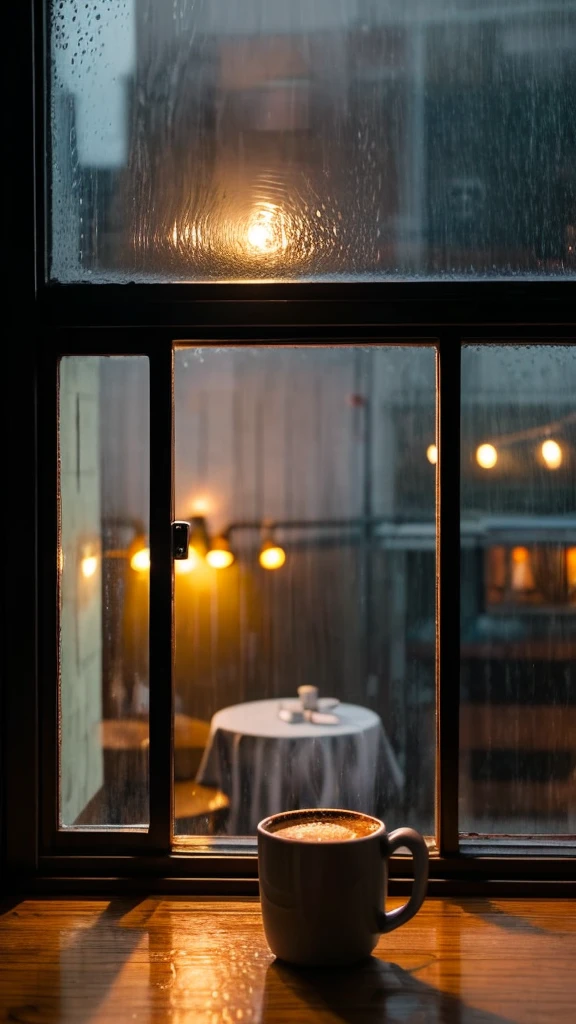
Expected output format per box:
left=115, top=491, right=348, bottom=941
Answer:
left=196, top=699, right=403, bottom=835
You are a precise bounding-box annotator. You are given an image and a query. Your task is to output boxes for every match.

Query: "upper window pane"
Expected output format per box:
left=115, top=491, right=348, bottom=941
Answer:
left=50, top=2, right=576, bottom=282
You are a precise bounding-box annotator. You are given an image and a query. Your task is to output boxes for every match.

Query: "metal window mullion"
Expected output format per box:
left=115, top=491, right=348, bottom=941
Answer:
left=436, top=335, right=461, bottom=855
left=147, top=344, right=174, bottom=850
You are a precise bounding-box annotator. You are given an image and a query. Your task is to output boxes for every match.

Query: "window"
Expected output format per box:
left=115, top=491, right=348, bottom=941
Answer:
left=172, top=345, right=436, bottom=838
left=461, top=345, right=576, bottom=838
left=59, top=356, right=150, bottom=827
left=3, top=0, right=575, bottom=893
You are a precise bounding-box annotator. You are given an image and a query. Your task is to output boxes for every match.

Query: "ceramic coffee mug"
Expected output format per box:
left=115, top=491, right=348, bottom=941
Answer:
left=257, top=808, right=428, bottom=966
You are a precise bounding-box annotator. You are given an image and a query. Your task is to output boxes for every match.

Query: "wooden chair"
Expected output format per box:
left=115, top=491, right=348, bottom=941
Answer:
left=174, top=780, right=230, bottom=835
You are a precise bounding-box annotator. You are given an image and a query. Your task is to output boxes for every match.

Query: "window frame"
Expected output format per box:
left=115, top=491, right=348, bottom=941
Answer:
left=2, top=0, right=576, bottom=897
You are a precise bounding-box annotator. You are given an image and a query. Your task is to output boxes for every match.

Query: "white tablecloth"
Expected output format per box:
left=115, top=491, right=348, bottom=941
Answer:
left=196, top=699, right=403, bottom=835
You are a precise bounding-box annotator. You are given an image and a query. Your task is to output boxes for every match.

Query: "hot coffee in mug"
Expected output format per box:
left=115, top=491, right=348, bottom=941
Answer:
left=258, top=808, right=428, bottom=966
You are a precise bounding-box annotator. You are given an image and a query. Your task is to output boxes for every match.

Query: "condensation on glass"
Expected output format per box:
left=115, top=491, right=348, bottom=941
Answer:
left=460, top=344, right=576, bottom=837
left=173, top=346, right=436, bottom=838
left=49, top=1, right=576, bottom=283
left=59, top=356, right=150, bottom=827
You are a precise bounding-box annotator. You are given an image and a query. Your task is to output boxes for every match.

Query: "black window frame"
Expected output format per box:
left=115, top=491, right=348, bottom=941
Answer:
left=3, top=0, right=576, bottom=897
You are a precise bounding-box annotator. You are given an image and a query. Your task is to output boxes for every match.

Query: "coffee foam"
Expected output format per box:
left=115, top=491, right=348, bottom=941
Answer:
left=270, top=814, right=379, bottom=843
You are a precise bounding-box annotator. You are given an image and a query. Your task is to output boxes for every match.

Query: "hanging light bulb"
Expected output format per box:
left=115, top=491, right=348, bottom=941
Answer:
left=130, top=547, right=150, bottom=572
left=259, top=539, right=286, bottom=570
left=426, top=444, right=437, bottom=465
left=174, top=545, right=200, bottom=574
left=541, top=439, right=562, bottom=470
left=476, top=443, right=498, bottom=469
left=206, top=535, right=234, bottom=569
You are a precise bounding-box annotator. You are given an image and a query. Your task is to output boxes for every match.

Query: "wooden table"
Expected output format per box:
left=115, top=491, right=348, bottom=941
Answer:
left=1, top=898, right=574, bottom=1022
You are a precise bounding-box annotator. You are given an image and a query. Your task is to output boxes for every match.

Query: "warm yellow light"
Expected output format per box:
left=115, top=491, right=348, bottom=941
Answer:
left=206, top=534, right=234, bottom=569
left=259, top=544, right=286, bottom=570
left=246, top=203, right=287, bottom=256
left=512, top=546, right=529, bottom=564
left=426, top=444, right=437, bottom=465
left=511, top=545, right=534, bottom=591
left=81, top=554, right=98, bottom=579
left=567, top=547, right=576, bottom=590
left=541, top=439, right=562, bottom=470
left=191, top=496, right=211, bottom=515
left=476, top=443, right=498, bottom=469
left=130, top=547, right=150, bottom=572
left=206, top=548, right=234, bottom=570
left=247, top=220, right=276, bottom=252
left=175, top=545, right=200, bottom=574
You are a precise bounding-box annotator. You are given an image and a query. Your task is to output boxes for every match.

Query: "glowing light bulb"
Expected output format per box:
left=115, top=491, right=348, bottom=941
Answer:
left=247, top=220, right=275, bottom=252
left=206, top=548, right=234, bottom=570
left=541, top=439, right=562, bottom=470
left=191, top=496, right=211, bottom=515
left=81, top=554, right=98, bottom=579
left=246, top=203, right=287, bottom=255
left=175, top=545, right=200, bottom=574
left=476, top=443, right=498, bottom=469
left=259, top=544, right=286, bottom=570
left=206, top=536, right=234, bottom=569
left=426, top=444, right=437, bottom=465
left=130, top=547, right=150, bottom=572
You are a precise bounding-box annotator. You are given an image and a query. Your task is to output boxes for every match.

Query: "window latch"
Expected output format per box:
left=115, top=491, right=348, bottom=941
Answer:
left=172, top=521, right=190, bottom=559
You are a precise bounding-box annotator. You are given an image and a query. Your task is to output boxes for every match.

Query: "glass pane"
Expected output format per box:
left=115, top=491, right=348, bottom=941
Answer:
left=50, top=2, right=576, bottom=282
left=59, top=356, right=150, bottom=826
left=461, top=344, right=576, bottom=836
left=173, top=345, right=436, bottom=838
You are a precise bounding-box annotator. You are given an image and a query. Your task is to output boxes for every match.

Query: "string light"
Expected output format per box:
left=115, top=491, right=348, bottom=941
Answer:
left=259, top=541, right=286, bottom=570
left=426, top=444, right=437, bottom=465
left=541, top=439, right=562, bottom=470
left=476, top=443, right=498, bottom=469
left=206, top=536, right=234, bottom=569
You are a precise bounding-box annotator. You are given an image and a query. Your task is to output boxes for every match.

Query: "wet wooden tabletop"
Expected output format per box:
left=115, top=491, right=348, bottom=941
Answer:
left=1, top=897, right=575, bottom=1023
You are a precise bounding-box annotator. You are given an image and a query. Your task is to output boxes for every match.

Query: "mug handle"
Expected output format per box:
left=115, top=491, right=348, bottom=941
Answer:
left=378, top=827, right=429, bottom=934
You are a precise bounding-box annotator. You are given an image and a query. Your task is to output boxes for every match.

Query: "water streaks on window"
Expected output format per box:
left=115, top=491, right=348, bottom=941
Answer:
left=50, top=0, right=576, bottom=282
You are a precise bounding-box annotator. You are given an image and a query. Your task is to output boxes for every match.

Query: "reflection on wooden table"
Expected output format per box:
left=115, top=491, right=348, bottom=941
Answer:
left=1, top=898, right=574, bottom=1023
